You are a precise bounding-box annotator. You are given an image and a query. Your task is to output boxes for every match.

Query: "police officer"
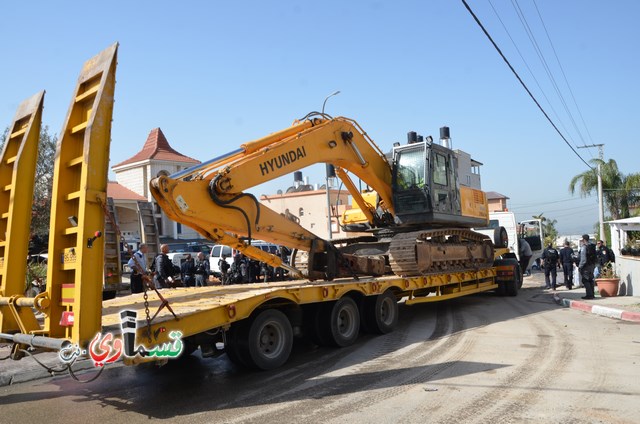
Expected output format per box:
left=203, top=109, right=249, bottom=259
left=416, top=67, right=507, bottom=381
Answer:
left=558, top=241, right=574, bottom=290
left=541, top=243, right=560, bottom=290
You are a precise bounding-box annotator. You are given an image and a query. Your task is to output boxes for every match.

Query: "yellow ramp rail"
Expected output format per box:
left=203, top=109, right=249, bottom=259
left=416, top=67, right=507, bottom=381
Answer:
left=0, top=91, right=44, bottom=333
left=45, top=43, right=118, bottom=345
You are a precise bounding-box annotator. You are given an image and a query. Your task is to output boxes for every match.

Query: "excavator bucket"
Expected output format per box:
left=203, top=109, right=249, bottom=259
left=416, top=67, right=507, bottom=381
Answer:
left=0, top=91, right=44, bottom=333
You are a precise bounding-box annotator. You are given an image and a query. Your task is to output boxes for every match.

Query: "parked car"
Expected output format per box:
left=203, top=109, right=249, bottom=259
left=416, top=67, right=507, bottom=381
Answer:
left=209, top=241, right=286, bottom=276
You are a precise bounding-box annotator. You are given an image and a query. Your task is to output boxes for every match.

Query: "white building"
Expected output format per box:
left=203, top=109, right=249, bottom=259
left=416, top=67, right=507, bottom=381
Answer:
left=111, top=128, right=202, bottom=240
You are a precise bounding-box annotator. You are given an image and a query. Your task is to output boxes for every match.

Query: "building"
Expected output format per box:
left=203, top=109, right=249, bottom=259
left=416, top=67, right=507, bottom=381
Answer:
left=111, top=128, right=201, bottom=241
left=455, top=149, right=482, bottom=189
left=259, top=173, right=351, bottom=240
left=106, top=181, right=147, bottom=244
left=486, top=191, right=510, bottom=212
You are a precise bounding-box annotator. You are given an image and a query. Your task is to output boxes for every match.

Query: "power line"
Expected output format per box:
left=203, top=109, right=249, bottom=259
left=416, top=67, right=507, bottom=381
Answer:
left=532, top=0, right=597, bottom=148
left=486, top=0, right=576, bottom=145
left=513, top=203, right=597, bottom=215
left=509, top=196, right=592, bottom=207
left=461, top=0, right=593, bottom=169
left=511, top=0, right=587, bottom=147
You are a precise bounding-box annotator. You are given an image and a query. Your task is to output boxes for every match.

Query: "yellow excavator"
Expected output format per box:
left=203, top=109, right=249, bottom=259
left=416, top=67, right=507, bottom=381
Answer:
left=150, top=113, right=496, bottom=281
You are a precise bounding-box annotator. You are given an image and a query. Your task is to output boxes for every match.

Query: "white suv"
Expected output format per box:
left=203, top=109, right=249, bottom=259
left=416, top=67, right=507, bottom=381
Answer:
left=209, top=241, right=282, bottom=276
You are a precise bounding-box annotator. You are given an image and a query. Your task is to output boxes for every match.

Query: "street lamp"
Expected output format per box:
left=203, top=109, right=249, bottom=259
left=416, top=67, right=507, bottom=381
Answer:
left=322, top=90, right=341, bottom=115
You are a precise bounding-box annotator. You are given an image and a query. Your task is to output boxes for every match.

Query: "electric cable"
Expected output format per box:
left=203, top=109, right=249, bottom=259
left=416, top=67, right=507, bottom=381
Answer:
left=487, top=0, right=575, bottom=145
left=510, top=0, right=587, bottom=148
left=461, top=0, right=593, bottom=169
left=532, top=0, right=597, bottom=148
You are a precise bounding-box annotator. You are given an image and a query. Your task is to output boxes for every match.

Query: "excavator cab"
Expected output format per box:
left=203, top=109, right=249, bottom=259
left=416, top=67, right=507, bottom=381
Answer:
left=391, top=134, right=464, bottom=227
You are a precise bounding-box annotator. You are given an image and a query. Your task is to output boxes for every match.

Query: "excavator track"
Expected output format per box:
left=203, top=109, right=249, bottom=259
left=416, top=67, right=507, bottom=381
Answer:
left=388, top=229, right=494, bottom=277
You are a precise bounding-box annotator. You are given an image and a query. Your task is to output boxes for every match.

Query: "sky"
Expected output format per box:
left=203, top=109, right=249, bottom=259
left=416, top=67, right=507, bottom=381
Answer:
left=1, top=0, right=638, bottom=235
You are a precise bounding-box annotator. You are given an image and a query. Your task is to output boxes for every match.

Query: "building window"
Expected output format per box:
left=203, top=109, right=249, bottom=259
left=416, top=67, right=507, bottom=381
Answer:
left=177, top=223, right=182, bottom=234
left=299, top=207, right=304, bottom=217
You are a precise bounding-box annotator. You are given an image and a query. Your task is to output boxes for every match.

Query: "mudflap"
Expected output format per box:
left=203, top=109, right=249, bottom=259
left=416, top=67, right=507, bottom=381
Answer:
left=494, top=257, right=521, bottom=296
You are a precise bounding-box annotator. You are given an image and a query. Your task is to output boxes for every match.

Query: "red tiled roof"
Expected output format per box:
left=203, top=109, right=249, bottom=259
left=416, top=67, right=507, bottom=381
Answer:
left=107, top=181, right=147, bottom=201
left=112, top=128, right=200, bottom=168
left=485, top=191, right=509, bottom=200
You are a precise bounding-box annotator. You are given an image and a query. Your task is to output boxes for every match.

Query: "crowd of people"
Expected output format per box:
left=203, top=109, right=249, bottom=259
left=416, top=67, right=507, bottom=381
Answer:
left=218, top=251, right=288, bottom=285
left=126, top=243, right=290, bottom=291
left=532, top=235, right=615, bottom=299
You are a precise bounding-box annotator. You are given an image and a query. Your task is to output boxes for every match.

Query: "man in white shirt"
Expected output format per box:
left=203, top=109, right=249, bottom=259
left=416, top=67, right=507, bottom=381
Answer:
left=127, top=243, right=148, bottom=293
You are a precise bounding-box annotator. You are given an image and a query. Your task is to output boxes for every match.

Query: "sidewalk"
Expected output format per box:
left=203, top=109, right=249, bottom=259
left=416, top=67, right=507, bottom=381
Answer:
left=0, top=346, right=96, bottom=387
left=523, top=269, right=640, bottom=323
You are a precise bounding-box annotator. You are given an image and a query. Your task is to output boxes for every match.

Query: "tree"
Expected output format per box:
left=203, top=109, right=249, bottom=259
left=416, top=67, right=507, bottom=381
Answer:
left=569, top=158, right=640, bottom=220
left=532, top=213, right=558, bottom=247
left=0, top=125, right=57, bottom=239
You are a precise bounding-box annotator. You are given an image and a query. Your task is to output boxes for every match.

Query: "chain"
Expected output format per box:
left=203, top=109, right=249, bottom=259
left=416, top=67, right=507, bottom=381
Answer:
left=143, top=287, right=152, bottom=344
left=98, top=196, right=154, bottom=345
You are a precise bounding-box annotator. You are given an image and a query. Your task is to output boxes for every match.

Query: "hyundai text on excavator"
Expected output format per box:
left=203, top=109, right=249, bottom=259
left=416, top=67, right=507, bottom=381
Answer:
left=0, top=45, right=520, bottom=376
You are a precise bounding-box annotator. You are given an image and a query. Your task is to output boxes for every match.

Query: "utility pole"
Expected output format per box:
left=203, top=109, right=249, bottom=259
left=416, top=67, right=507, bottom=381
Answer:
left=578, top=144, right=605, bottom=240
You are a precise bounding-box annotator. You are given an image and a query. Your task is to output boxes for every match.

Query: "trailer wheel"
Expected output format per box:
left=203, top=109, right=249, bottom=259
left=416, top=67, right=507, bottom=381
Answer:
left=319, top=297, right=360, bottom=347
left=242, top=309, right=293, bottom=370
left=225, top=323, right=251, bottom=368
left=506, top=271, right=520, bottom=296
left=361, top=290, right=398, bottom=334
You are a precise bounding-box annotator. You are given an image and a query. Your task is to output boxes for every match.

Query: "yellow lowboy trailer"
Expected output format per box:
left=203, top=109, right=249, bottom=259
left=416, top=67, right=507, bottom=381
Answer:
left=99, top=262, right=518, bottom=370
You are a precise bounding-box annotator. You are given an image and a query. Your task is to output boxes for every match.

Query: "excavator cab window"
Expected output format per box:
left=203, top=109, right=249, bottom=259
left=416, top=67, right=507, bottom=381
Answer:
left=392, top=143, right=431, bottom=224
left=433, top=153, right=448, bottom=186
left=395, top=144, right=426, bottom=189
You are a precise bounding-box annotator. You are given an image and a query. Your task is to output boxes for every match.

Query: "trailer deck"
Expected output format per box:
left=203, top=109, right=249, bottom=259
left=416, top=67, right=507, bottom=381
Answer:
left=101, top=268, right=499, bottom=345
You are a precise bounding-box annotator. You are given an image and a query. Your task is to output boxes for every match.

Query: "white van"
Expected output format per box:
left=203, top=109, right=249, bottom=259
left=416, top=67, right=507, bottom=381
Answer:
left=209, top=241, right=281, bottom=276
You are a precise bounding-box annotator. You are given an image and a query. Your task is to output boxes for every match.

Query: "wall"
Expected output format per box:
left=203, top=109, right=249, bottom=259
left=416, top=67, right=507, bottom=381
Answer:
left=115, top=167, right=147, bottom=198
left=116, top=206, right=141, bottom=242
left=617, top=256, right=639, bottom=296
left=455, top=149, right=481, bottom=189
left=260, top=189, right=351, bottom=239
left=488, top=199, right=507, bottom=212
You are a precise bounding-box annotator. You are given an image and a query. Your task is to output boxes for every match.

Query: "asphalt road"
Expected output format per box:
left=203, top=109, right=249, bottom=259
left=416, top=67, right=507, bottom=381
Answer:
left=1, top=285, right=638, bottom=424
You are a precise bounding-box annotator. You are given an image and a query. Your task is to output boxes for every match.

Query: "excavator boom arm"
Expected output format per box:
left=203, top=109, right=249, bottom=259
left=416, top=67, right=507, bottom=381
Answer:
left=150, top=115, right=395, bottom=279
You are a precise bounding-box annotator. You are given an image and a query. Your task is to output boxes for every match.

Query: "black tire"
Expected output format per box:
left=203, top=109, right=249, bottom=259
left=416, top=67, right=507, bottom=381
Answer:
left=491, top=227, right=509, bottom=248
left=102, top=290, right=117, bottom=301
left=321, top=297, right=360, bottom=347
left=494, top=258, right=519, bottom=296
left=241, top=309, right=293, bottom=370
left=360, top=290, right=399, bottom=334
left=515, top=263, right=523, bottom=290
left=177, top=338, right=198, bottom=359
left=505, top=263, right=520, bottom=297
left=225, top=323, right=251, bottom=368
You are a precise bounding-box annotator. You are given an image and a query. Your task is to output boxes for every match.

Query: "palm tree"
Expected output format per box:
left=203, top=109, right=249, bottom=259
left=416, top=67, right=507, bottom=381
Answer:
left=532, top=213, right=558, bottom=246
left=569, top=159, right=640, bottom=220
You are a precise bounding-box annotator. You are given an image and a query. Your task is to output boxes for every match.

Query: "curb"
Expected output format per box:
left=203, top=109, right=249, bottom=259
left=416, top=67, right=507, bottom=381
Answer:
left=553, top=294, right=640, bottom=323
left=0, top=353, right=96, bottom=387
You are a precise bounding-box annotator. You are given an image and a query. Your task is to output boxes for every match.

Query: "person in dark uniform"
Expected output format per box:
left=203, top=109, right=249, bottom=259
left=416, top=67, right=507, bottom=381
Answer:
left=541, top=243, right=560, bottom=290
left=559, top=241, right=574, bottom=290
left=578, top=234, right=597, bottom=299
left=195, top=252, right=209, bottom=287
left=180, top=254, right=196, bottom=287
left=518, top=238, right=533, bottom=277
left=153, top=244, right=176, bottom=289
left=595, top=240, right=616, bottom=278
